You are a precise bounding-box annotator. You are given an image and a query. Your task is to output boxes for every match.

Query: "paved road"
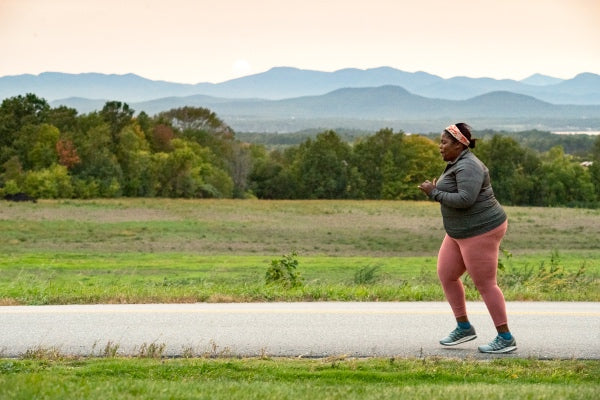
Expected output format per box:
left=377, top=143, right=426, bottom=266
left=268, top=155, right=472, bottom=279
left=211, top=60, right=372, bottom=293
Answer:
left=1, top=302, right=599, bottom=359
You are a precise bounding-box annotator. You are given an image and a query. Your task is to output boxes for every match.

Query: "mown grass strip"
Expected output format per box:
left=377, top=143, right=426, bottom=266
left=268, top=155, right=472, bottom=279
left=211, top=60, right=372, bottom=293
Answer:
left=1, top=357, right=598, bottom=400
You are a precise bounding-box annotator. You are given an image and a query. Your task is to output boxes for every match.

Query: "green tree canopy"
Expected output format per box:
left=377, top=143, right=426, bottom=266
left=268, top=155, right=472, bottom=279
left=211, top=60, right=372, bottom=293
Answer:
left=0, top=94, right=598, bottom=206
left=290, top=130, right=362, bottom=199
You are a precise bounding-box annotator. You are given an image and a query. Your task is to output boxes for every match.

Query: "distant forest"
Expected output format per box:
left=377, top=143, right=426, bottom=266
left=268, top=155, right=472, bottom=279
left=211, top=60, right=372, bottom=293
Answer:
left=237, top=129, right=598, bottom=157
left=1, top=94, right=599, bottom=207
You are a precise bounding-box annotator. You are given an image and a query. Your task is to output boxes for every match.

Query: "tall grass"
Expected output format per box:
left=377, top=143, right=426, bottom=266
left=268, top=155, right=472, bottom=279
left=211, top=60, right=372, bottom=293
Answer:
left=0, top=252, right=597, bottom=304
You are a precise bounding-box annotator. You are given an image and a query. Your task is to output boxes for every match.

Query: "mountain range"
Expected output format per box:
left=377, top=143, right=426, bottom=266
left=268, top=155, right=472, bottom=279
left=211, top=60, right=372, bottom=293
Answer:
left=2, top=67, right=600, bottom=104
left=1, top=67, right=599, bottom=133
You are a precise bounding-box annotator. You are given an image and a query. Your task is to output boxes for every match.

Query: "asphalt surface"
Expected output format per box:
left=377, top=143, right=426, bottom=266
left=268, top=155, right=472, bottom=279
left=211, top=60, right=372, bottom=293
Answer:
left=1, top=302, right=599, bottom=359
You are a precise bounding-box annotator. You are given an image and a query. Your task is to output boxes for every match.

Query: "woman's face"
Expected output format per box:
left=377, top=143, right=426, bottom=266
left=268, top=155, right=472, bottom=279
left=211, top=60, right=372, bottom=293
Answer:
left=439, top=132, right=464, bottom=162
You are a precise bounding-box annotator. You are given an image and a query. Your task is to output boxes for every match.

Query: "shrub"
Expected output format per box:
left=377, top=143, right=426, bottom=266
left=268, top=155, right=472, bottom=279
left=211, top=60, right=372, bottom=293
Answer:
left=22, top=164, right=73, bottom=198
left=265, top=252, right=302, bottom=288
left=0, top=179, right=21, bottom=196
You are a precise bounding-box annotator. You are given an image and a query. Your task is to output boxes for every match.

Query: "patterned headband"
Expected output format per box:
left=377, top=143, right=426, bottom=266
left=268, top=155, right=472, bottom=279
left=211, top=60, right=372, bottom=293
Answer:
left=445, top=125, right=470, bottom=146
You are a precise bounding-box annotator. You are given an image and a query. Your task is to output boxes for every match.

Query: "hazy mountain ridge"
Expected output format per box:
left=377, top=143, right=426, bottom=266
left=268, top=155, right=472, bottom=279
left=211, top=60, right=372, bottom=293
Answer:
left=520, top=73, right=564, bottom=86
left=48, top=85, right=600, bottom=133
left=0, top=72, right=211, bottom=103
left=3, top=67, right=599, bottom=133
left=2, top=67, right=600, bottom=104
left=126, top=87, right=600, bottom=119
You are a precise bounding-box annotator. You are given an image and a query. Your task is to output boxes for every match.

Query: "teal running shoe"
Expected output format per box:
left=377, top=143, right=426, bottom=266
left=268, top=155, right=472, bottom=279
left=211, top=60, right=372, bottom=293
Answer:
left=478, top=335, right=517, bottom=353
left=439, top=325, right=477, bottom=346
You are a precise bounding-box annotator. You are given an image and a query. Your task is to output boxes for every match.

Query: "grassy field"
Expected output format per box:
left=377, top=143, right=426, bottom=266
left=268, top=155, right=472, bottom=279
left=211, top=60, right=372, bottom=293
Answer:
left=0, top=199, right=598, bottom=304
left=2, top=198, right=599, bottom=256
left=1, top=199, right=599, bottom=399
left=1, top=357, right=598, bottom=400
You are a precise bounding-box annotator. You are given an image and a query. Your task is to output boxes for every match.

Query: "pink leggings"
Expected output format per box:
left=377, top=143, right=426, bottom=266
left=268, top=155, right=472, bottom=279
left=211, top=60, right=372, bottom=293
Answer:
left=437, top=220, right=508, bottom=327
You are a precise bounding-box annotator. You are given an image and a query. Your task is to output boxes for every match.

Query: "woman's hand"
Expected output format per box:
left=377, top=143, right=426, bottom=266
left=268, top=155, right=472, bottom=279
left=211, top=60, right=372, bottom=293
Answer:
left=418, top=178, right=437, bottom=195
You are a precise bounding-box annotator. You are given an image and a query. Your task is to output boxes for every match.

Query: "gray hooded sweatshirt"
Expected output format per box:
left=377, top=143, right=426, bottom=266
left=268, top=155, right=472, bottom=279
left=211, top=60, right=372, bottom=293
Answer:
left=428, top=149, right=507, bottom=239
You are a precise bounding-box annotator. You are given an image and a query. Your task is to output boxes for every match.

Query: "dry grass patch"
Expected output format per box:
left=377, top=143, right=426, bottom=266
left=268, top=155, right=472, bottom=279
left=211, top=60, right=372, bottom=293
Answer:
left=3, top=199, right=597, bottom=256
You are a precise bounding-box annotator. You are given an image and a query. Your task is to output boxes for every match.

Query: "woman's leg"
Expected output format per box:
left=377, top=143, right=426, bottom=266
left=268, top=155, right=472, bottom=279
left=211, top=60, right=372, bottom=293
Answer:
left=437, top=234, right=469, bottom=320
left=458, top=221, right=509, bottom=331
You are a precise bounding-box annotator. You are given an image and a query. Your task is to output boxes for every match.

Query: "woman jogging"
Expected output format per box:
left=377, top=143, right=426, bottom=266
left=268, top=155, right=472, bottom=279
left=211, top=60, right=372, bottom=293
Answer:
left=418, top=123, right=516, bottom=354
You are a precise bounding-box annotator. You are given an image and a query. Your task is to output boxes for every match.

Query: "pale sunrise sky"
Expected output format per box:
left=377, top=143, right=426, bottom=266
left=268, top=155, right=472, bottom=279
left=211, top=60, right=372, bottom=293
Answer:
left=1, top=0, right=599, bottom=84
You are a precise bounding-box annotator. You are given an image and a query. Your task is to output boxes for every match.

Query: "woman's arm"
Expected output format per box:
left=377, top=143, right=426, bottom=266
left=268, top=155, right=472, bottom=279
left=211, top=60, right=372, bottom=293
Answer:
left=429, top=160, right=484, bottom=208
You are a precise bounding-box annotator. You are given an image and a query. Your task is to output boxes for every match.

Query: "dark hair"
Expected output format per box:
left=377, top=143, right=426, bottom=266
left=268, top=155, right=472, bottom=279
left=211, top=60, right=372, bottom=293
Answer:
left=444, top=122, right=476, bottom=149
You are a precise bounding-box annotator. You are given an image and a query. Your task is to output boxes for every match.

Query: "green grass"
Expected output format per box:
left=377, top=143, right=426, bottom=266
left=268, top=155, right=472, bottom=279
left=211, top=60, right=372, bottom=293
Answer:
left=0, top=199, right=598, bottom=304
left=1, top=357, right=598, bottom=399
left=0, top=252, right=598, bottom=304
left=2, top=199, right=599, bottom=256
left=1, top=199, right=599, bottom=398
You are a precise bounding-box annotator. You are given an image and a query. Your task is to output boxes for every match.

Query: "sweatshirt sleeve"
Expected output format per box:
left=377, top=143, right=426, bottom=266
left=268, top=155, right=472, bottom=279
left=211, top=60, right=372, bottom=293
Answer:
left=428, top=158, right=484, bottom=209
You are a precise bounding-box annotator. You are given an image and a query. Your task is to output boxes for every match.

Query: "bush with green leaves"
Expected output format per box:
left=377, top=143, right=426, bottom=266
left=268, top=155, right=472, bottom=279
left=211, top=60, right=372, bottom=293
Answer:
left=265, top=252, right=302, bottom=288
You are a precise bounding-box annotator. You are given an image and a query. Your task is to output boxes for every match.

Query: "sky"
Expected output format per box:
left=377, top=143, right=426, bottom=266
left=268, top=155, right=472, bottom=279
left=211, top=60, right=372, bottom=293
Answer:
left=1, top=0, right=599, bottom=84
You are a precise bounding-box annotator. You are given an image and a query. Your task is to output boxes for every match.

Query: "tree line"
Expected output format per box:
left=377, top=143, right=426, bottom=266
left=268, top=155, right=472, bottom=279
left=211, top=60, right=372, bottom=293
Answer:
left=1, top=94, right=599, bottom=207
